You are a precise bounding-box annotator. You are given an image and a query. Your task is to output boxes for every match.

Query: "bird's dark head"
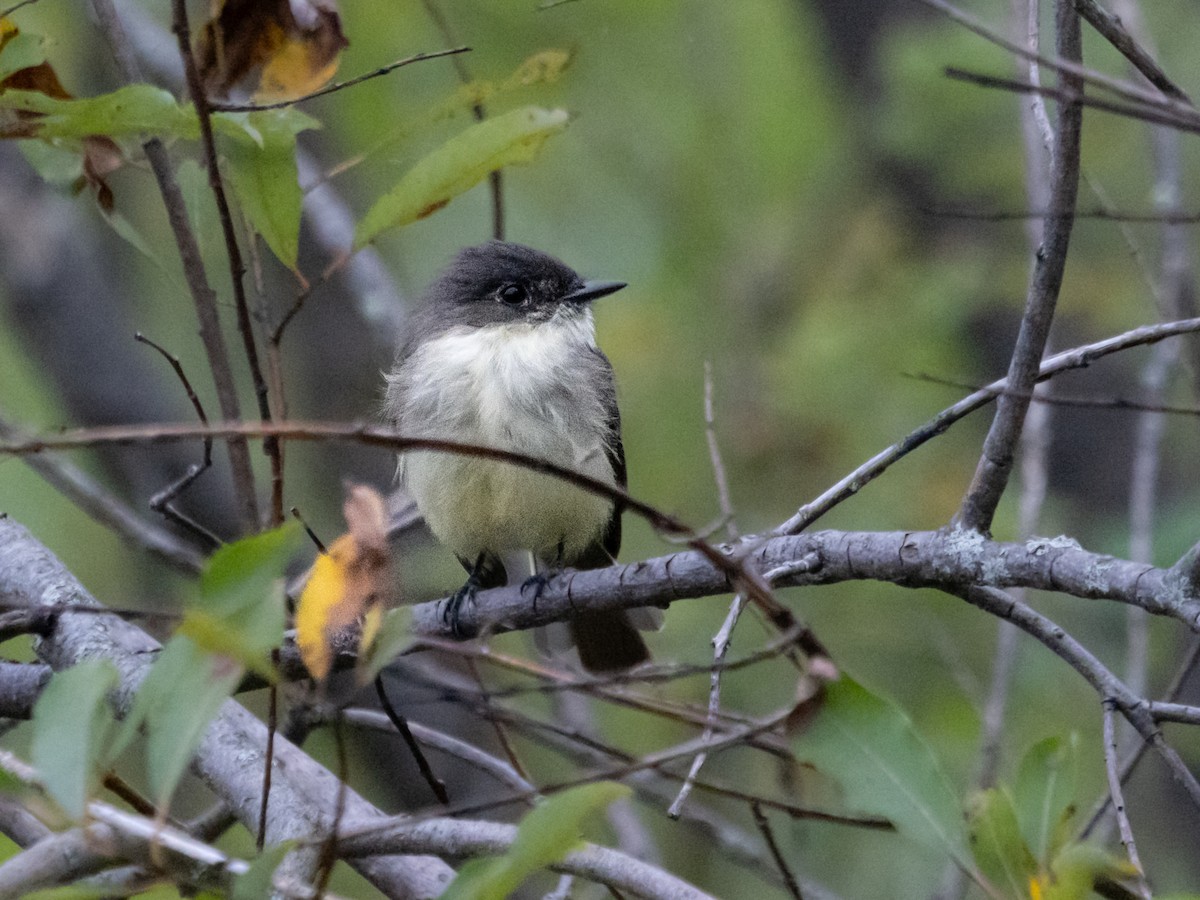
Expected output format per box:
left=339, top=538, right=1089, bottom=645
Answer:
left=421, top=241, right=626, bottom=330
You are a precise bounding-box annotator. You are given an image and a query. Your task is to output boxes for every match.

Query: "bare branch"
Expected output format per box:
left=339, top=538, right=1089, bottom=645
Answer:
left=779, top=315, right=1200, bottom=534
left=88, top=0, right=260, bottom=530
left=0, top=416, right=204, bottom=573
left=1101, top=701, right=1151, bottom=897
left=171, top=0, right=282, bottom=527
left=1074, top=0, right=1192, bottom=103
left=0, top=516, right=454, bottom=896
left=418, top=0, right=504, bottom=239
left=337, top=816, right=716, bottom=900
left=960, top=586, right=1200, bottom=811
left=955, top=0, right=1083, bottom=533
left=210, top=48, right=472, bottom=113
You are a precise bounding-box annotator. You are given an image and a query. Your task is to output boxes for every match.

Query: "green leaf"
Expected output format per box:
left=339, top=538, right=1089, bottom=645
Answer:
left=1015, top=734, right=1078, bottom=864
left=189, top=523, right=300, bottom=670
left=966, top=788, right=1037, bottom=899
left=218, top=109, right=319, bottom=269
left=114, top=636, right=243, bottom=806
left=440, top=782, right=629, bottom=900
left=791, top=676, right=972, bottom=869
left=354, top=106, right=569, bottom=248
left=0, top=86, right=197, bottom=139
left=232, top=841, right=295, bottom=900
left=200, top=523, right=300, bottom=615
left=1044, top=841, right=1136, bottom=900
left=357, top=606, right=412, bottom=685
left=0, top=31, right=47, bottom=82
left=30, top=659, right=119, bottom=818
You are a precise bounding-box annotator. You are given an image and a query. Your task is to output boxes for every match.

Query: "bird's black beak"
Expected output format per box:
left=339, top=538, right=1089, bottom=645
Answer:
left=562, top=279, right=627, bottom=304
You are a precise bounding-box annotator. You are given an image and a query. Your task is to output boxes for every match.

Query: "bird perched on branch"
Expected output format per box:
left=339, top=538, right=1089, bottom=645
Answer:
left=384, top=240, right=653, bottom=672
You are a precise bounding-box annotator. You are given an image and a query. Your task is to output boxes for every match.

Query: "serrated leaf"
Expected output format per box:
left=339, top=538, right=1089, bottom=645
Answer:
left=232, top=841, right=295, bottom=900
left=0, top=85, right=197, bottom=140
left=967, top=788, right=1037, bottom=899
left=114, top=636, right=243, bottom=806
left=30, top=659, right=119, bottom=818
left=354, top=106, right=569, bottom=248
left=218, top=108, right=319, bottom=269
left=791, top=676, right=972, bottom=870
left=441, top=782, right=629, bottom=900
left=1015, top=734, right=1078, bottom=864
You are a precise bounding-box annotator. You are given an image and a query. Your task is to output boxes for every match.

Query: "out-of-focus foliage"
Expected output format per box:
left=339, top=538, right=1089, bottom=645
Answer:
left=1, top=0, right=1200, bottom=895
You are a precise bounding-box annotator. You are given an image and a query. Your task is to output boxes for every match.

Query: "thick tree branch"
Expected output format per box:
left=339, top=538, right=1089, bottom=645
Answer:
left=0, top=516, right=453, bottom=897
left=335, top=816, right=716, bottom=900
left=402, top=528, right=1200, bottom=640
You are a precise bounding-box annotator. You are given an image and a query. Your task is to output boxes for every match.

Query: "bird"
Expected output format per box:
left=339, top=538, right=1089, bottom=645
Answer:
left=384, top=240, right=652, bottom=672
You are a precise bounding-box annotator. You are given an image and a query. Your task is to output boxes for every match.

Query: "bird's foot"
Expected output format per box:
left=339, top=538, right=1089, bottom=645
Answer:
left=520, top=570, right=556, bottom=612
left=442, top=578, right=480, bottom=638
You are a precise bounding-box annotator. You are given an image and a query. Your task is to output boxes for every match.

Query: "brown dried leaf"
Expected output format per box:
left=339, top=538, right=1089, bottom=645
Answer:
left=196, top=0, right=348, bottom=101
left=0, top=21, right=128, bottom=208
left=78, top=135, right=124, bottom=212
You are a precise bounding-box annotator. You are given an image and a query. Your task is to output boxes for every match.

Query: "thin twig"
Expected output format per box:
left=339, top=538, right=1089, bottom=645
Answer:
left=0, top=0, right=40, bottom=17
left=135, top=332, right=221, bottom=548
left=1125, top=343, right=1175, bottom=699
left=668, top=365, right=746, bottom=818
left=907, top=371, right=1200, bottom=417
left=313, top=712, right=348, bottom=899
left=0, top=416, right=202, bottom=572
left=89, top=0, right=260, bottom=531
left=286, top=508, right=325, bottom=558
left=172, top=0, right=281, bottom=528
left=258, top=649, right=280, bottom=851
left=1073, top=0, right=1191, bottom=103
left=944, top=67, right=1200, bottom=135
left=778, top=315, right=1200, bottom=534
left=464, top=656, right=531, bottom=785
left=962, top=586, right=1200, bottom=813
left=750, top=803, right=804, bottom=900
left=342, top=708, right=534, bottom=793
left=1081, top=635, right=1200, bottom=836
left=418, top=0, right=504, bottom=239
left=703, top=362, right=738, bottom=541
left=1101, top=701, right=1151, bottom=898
left=208, top=47, right=471, bottom=113
left=374, top=676, right=450, bottom=804
left=925, top=203, right=1200, bottom=224
left=917, top=0, right=1194, bottom=119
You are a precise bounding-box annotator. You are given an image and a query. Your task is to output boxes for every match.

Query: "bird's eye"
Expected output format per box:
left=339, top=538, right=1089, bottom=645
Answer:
left=498, top=283, right=527, bottom=306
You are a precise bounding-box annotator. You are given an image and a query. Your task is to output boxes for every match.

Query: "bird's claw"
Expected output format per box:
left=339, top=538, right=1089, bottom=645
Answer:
left=442, top=580, right=479, bottom=638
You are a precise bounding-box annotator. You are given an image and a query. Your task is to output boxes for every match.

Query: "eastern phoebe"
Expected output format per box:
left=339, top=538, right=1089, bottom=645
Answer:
left=384, top=240, right=651, bottom=672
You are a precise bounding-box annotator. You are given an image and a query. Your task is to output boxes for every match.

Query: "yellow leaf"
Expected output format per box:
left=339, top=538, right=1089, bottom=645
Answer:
left=197, top=0, right=347, bottom=101
left=294, top=484, right=394, bottom=681
left=256, top=34, right=342, bottom=102
left=295, top=538, right=349, bottom=680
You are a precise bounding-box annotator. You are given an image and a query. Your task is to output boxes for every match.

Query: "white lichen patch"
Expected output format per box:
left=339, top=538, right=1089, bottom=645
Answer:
left=1025, top=535, right=1081, bottom=556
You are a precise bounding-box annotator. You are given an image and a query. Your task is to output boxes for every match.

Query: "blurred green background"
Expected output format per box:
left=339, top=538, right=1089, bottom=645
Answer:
left=3, top=0, right=1200, bottom=895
